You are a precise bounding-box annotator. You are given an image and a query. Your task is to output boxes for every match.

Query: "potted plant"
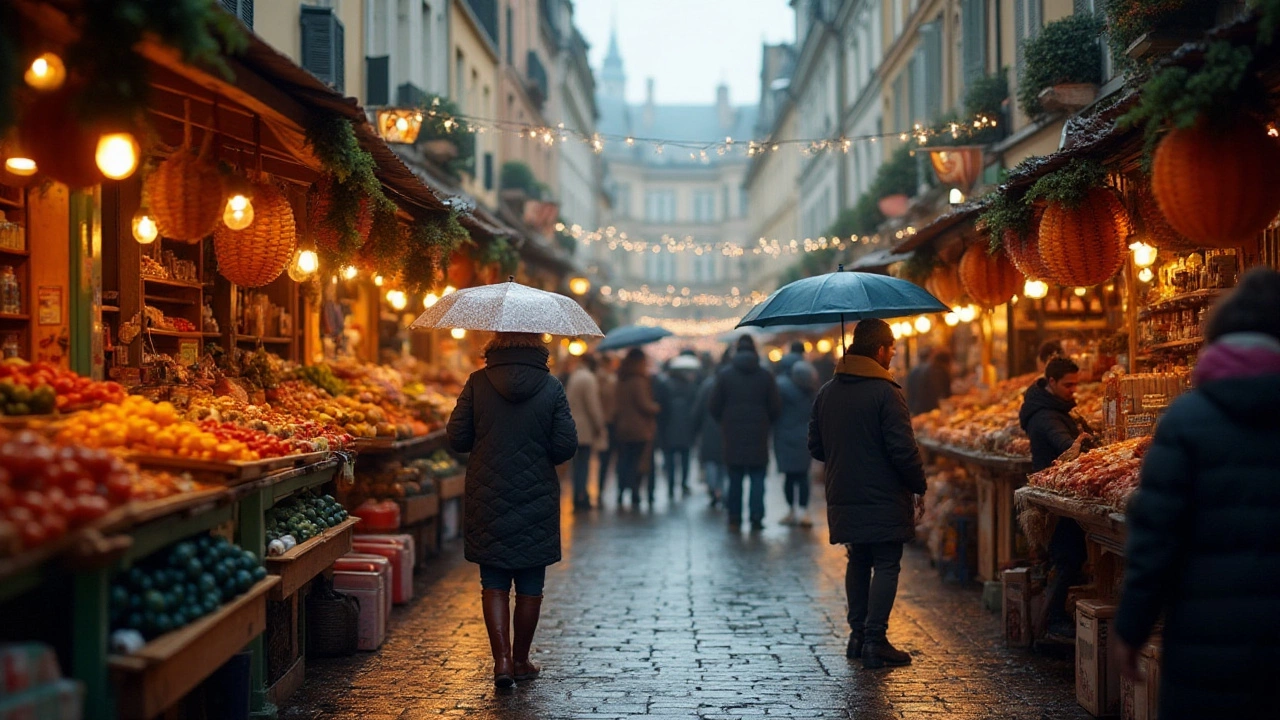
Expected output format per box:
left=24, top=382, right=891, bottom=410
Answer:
left=1107, top=0, right=1226, bottom=68
left=415, top=95, right=475, bottom=177
left=1018, top=13, right=1104, bottom=119
left=963, top=69, right=1009, bottom=144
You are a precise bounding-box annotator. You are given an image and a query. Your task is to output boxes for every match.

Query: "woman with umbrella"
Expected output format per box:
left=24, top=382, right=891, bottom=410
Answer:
left=427, top=279, right=600, bottom=688
left=613, top=347, right=661, bottom=510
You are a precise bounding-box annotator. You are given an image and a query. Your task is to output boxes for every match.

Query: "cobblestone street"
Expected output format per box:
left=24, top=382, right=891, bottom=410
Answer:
left=282, top=478, right=1089, bottom=720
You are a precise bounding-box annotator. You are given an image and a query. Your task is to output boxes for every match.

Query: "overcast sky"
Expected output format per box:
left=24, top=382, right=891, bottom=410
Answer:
left=573, top=1, right=796, bottom=107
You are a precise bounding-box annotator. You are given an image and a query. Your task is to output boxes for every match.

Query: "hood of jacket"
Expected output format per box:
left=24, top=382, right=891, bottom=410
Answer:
left=483, top=346, right=551, bottom=403
left=1193, top=333, right=1280, bottom=425
left=835, top=354, right=897, bottom=384
left=1019, top=377, right=1076, bottom=431
left=731, top=349, right=762, bottom=374
left=790, top=360, right=819, bottom=393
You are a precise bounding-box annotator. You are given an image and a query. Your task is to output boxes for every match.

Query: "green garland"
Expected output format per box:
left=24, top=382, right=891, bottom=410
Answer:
left=1026, top=158, right=1109, bottom=209
left=306, top=116, right=398, bottom=264
left=402, top=211, right=469, bottom=292
left=360, top=199, right=408, bottom=276
left=473, top=236, right=520, bottom=277
left=979, top=189, right=1035, bottom=252
left=900, top=244, right=941, bottom=283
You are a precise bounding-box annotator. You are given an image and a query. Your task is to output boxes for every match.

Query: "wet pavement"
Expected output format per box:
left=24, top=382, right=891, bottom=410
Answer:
left=281, top=475, right=1090, bottom=719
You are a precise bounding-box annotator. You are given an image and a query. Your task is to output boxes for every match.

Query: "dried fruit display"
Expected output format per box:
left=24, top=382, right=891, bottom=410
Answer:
left=1027, top=436, right=1152, bottom=510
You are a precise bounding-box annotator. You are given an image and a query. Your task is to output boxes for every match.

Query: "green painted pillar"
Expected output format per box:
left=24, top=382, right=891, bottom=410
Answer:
left=237, top=488, right=276, bottom=719
left=68, top=188, right=102, bottom=379
left=73, top=567, right=113, bottom=720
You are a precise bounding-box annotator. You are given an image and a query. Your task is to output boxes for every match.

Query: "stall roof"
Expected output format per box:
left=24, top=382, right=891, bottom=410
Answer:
left=848, top=247, right=914, bottom=271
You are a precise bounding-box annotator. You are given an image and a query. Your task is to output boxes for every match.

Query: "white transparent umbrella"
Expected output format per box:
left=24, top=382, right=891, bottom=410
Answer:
left=410, top=277, right=603, bottom=337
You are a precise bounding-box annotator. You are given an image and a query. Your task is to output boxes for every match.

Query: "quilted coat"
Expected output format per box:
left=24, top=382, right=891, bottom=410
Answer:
left=1116, top=335, right=1280, bottom=718
left=447, top=346, right=577, bottom=569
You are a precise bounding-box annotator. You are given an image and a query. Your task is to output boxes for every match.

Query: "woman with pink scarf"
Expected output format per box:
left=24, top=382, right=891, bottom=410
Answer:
left=1114, top=267, right=1280, bottom=719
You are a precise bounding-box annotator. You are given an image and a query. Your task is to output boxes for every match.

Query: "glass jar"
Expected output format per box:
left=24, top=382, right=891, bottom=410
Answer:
left=0, top=265, right=19, bottom=315
left=2, top=334, right=19, bottom=359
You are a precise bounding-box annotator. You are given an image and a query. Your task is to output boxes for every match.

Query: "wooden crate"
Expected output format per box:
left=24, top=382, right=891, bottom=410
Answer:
left=109, top=576, right=279, bottom=720
left=264, top=517, right=358, bottom=601
left=1076, top=599, right=1120, bottom=718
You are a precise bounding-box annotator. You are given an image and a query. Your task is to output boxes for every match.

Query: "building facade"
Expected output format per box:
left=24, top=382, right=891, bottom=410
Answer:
left=451, top=0, right=502, bottom=209
left=743, top=43, right=799, bottom=290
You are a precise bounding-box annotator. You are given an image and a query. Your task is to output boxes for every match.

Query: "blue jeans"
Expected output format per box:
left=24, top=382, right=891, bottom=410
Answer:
left=703, top=462, right=725, bottom=498
left=572, top=445, right=593, bottom=507
left=726, top=465, right=767, bottom=525
left=479, top=565, right=546, bottom=596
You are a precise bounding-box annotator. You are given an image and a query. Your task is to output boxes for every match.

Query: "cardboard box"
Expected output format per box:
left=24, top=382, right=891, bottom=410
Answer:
left=331, top=571, right=387, bottom=651
left=1076, top=599, right=1120, bottom=717
left=1003, top=568, right=1046, bottom=648
left=1121, top=638, right=1162, bottom=720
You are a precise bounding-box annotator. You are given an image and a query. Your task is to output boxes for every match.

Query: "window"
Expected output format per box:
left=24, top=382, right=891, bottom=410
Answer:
left=645, top=189, right=676, bottom=222
left=693, top=191, right=717, bottom=223
left=1014, top=0, right=1043, bottom=78
left=695, top=251, right=718, bottom=283
left=645, top=251, right=677, bottom=282
left=613, top=183, right=631, bottom=218
left=961, top=0, right=987, bottom=90
left=893, top=0, right=904, bottom=38
left=739, top=187, right=748, bottom=218
left=506, top=5, right=514, bottom=65
left=221, top=0, right=254, bottom=27
left=484, top=153, right=494, bottom=190
left=455, top=48, right=465, bottom=103
left=301, top=6, right=344, bottom=92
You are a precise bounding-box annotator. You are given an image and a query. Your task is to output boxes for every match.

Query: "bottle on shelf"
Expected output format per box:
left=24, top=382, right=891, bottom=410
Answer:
left=0, top=265, right=20, bottom=314
left=2, top=334, right=19, bottom=359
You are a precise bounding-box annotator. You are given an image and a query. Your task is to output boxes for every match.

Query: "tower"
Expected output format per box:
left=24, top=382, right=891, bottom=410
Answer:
left=600, top=23, right=625, bottom=101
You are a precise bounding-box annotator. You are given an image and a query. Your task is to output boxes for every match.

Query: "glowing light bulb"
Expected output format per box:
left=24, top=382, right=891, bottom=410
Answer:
left=892, top=323, right=903, bottom=340
left=542, top=333, right=553, bottom=343
left=395, top=117, right=409, bottom=132
left=958, top=305, right=977, bottom=323
left=423, top=292, right=439, bottom=308
left=4, top=157, right=36, bottom=177
left=914, top=316, right=932, bottom=334
left=342, top=265, right=359, bottom=281
left=131, top=207, right=158, bottom=244
left=223, top=194, right=254, bottom=230
left=95, top=133, right=140, bottom=180
left=386, top=290, right=407, bottom=310
left=948, top=188, right=965, bottom=204
left=1129, top=241, right=1158, bottom=269
left=443, top=285, right=457, bottom=296
left=1024, top=279, right=1049, bottom=299
left=816, top=338, right=833, bottom=354
left=373, top=275, right=384, bottom=287
left=1073, top=286, right=1088, bottom=297
left=944, top=312, right=959, bottom=327
left=768, top=348, right=784, bottom=363
left=450, top=328, right=467, bottom=339
left=901, top=321, right=916, bottom=337
left=568, top=339, right=587, bottom=356
left=297, top=250, right=319, bottom=274
left=1138, top=267, right=1155, bottom=283
left=569, top=277, right=590, bottom=295
left=24, top=53, right=66, bottom=91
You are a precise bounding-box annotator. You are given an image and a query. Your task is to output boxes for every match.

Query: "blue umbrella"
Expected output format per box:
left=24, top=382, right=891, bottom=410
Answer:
left=736, top=265, right=949, bottom=347
left=595, top=324, right=674, bottom=352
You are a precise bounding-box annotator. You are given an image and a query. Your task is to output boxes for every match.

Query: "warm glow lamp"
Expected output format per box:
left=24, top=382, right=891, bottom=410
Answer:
left=944, top=312, right=959, bottom=327
left=1138, top=267, right=1155, bottom=283
left=131, top=207, right=158, bottom=244
left=1023, top=279, right=1049, bottom=299
left=223, top=193, right=254, bottom=230
left=24, top=53, right=66, bottom=92
left=1129, top=241, right=1158, bottom=269
left=342, top=265, right=359, bottom=281
left=914, top=316, right=932, bottom=334
left=816, top=338, right=833, bottom=354
left=95, top=133, right=140, bottom=180
left=568, top=339, right=587, bottom=356
left=451, top=328, right=467, bottom=339
left=569, top=277, right=590, bottom=295
left=423, top=292, right=439, bottom=308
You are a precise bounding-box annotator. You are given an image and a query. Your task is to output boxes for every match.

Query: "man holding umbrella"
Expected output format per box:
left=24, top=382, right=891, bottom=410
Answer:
left=808, top=319, right=927, bottom=669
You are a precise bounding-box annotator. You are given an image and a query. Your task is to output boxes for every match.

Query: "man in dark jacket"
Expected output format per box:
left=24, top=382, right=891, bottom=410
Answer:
left=809, top=319, right=927, bottom=669
left=1019, top=356, right=1087, bottom=638
left=447, top=334, right=578, bottom=687
left=692, top=349, right=731, bottom=507
left=775, top=341, right=806, bottom=377
left=710, top=335, right=781, bottom=531
left=657, top=357, right=700, bottom=500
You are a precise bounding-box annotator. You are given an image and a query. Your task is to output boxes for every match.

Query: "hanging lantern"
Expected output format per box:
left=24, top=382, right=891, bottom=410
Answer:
left=924, top=264, right=965, bottom=307
left=147, top=142, right=225, bottom=242
left=1, top=131, right=37, bottom=185
left=132, top=206, right=159, bottom=244
left=1135, top=182, right=1198, bottom=252
left=214, top=182, right=297, bottom=287
left=1151, top=115, right=1280, bottom=249
left=18, top=85, right=103, bottom=188
left=23, top=53, right=66, bottom=92
left=959, top=243, right=1023, bottom=309
left=1037, top=187, right=1130, bottom=287
left=1000, top=205, right=1051, bottom=280
left=308, top=174, right=373, bottom=256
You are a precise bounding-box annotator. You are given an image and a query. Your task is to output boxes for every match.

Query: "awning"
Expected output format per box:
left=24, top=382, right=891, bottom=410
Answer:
left=849, top=247, right=913, bottom=271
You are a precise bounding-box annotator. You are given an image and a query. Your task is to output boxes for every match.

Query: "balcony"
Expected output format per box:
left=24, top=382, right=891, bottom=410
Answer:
left=526, top=51, right=549, bottom=108
left=463, top=0, right=499, bottom=47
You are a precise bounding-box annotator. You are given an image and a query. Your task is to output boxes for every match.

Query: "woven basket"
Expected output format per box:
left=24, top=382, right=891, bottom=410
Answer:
left=1136, top=182, right=1198, bottom=253
left=305, top=577, right=359, bottom=658
left=925, top=265, right=965, bottom=307
left=1037, top=188, right=1130, bottom=288
left=1001, top=206, right=1051, bottom=280
left=146, top=145, right=224, bottom=243
left=959, top=243, right=1023, bottom=309
left=214, top=182, right=297, bottom=287
left=308, top=174, right=373, bottom=255
left=1151, top=115, right=1280, bottom=249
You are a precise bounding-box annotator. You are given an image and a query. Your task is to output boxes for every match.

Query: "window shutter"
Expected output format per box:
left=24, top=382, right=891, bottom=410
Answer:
left=301, top=7, right=341, bottom=90
left=922, top=21, right=942, bottom=122
left=909, top=45, right=925, bottom=126
left=334, top=19, right=345, bottom=93
left=962, top=0, right=986, bottom=89
left=396, top=82, right=426, bottom=106
left=221, top=0, right=253, bottom=27
left=484, top=153, right=494, bottom=190
left=1014, top=0, right=1026, bottom=77
left=366, top=56, right=390, bottom=106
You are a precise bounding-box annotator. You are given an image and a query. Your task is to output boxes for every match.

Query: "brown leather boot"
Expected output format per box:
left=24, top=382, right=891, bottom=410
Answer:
left=512, top=594, right=543, bottom=681
left=481, top=590, right=514, bottom=687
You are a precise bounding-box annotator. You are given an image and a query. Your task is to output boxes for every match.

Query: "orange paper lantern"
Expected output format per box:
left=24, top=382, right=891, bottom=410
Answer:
left=1135, top=182, right=1198, bottom=253
left=924, top=265, right=965, bottom=307
left=214, top=183, right=297, bottom=288
left=959, top=243, right=1023, bottom=309
left=1151, top=115, right=1280, bottom=249
left=1000, top=205, right=1051, bottom=280
left=1037, top=188, right=1130, bottom=288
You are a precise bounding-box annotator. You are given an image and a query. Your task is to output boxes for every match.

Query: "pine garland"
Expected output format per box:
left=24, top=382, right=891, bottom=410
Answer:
left=1026, top=159, right=1109, bottom=209
left=306, top=116, right=399, bottom=265
left=900, top=244, right=941, bottom=282
left=402, top=212, right=470, bottom=292
left=979, top=189, right=1035, bottom=252
left=360, top=198, right=408, bottom=275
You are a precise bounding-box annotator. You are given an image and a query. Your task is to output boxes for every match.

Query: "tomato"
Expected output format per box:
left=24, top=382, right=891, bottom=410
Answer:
left=104, top=472, right=134, bottom=503
left=69, top=495, right=110, bottom=525
left=17, top=491, right=48, bottom=513
left=41, top=512, right=67, bottom=541
left=0, top=484, right=14, bottom=511
left=20, top=520, right=47, bottom=549
left=6, top=506, right=33, bottom=524
left=72, top=478, right=99, bottom=498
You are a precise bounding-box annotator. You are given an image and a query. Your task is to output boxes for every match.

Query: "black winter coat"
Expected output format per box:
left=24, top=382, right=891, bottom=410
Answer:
left=709, top=350, right=781, bottom=467
left=657, top=372, right=699, bottom=450
left=1116, top=374, right=1280, bottom=718
left=1018, top=379, right=1080, bottom=472
left=446, top=346, right=577, bottom=570
left=690, top=374, right=724, bottom=464
left=808, top=355, right=927, bottom=544
left=774, top=374, right=816, bottom=474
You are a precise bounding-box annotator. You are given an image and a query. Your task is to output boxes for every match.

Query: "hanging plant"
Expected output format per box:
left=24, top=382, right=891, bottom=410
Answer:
left=472, top=236, right=520, bottom=281
left=1028, top=160, right=1130, bottom=286
left=402, top=211, right=469, bottom=293
left=959, top=243, right=1023, bottom=308
left=899, top=244, right=940, bottom=283
left=305, top=116, right=395, bottom=265
left=1105, top=0, right=1221, bottom=72
left=356, top=198, right=408, bottom=275
left=1120, top=41, right=1280, bottom=247
left=1017, top=13, right=1104, bottom=119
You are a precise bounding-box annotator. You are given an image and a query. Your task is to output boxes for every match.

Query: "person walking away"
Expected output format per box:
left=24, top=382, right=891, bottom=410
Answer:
left=808, top=319, right=927, bottom=668
left=692, top=349, right=731, bottom=507
left=1019, top=356, right=1088, bottom=638
left=776, top=361, right=819, bottom=526
left=613, top=348, right=660, bottom=510
left=776, top=341, right=806, bottom=376
left=595, top=354, right=618, bottom=503
left=710, top=335, right=781, bottom=531
left=1114, top=268, right=1280, bottom=719
left=905, top=347, right=934, bottom=415
left=647, top=361, right=671, bottom=507
left=446, top=332, right=577, bottom=687
left=659, top=356, right=700, bottom=499
left=566, top=354, right=606, bottom=510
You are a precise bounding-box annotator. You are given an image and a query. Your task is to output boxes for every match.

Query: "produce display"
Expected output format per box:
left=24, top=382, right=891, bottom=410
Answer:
left=109, top=534, right=267, bottom=640
left=56, top=397, right=290, bottom=462
left=913, top=373, right=1104, bottom=459
left=1027, top=436, right=1152, bottom=510
left=0, top=359, right=127, bottom=415
left=185, top=394, right=352, bottom=451
left=266, top=493, right=348, bottom=547
left=346, top=451, right=458, bottom=506
left=268, top=380, right=408, bottom=439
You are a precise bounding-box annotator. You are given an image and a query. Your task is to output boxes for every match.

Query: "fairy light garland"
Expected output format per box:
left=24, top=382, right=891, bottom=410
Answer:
left=562, top=223, right=911, bottom=257
left=635, top=316, right=745, bottom=337
left=598, top=284, right=768, bottom=308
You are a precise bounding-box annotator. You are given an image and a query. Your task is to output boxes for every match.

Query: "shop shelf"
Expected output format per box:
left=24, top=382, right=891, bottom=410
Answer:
left=439, top=473, right=465, bottom=500
left=102, top=305, right=120, bottom=313
left=1142, top=337, right=1203, bottom=354
left=108, top=576, right=279, bottom=720
left=0, top=312, right=31, bottom=321
left=1139, top=289, right=1224, bottom=318
left=142, top=277, right=202, bottom=290
left=398, top=493, right=440, bottom=526
left=0, top=247, right=29, bottom=258
left=235, top=335, right=294, bottom=345
left=144, top=295, right=198, bottom=306
left=142, top=329, right=205, bottom=340
left=265, top=516, right=359, bottom=600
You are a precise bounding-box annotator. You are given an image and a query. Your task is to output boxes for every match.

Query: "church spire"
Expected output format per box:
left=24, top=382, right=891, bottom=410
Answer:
left=600, top=13, right=626, bottom=101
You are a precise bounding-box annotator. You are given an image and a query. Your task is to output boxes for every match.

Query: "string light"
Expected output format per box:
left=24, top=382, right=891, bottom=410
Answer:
left=23, top=53, right=66, bottom=92
left=1024, top=279, right=1049, bottom=299
left=567, top=224, right=886, bottom=256
left=568, top=339, right=588, bottom=356
left=450, top=328, right=467, bottom=339
left=423, top=292, right=440, bottom=308
left=386, top=290, right=407, bottom=310
left=601, top=285, right=768, bottom=308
